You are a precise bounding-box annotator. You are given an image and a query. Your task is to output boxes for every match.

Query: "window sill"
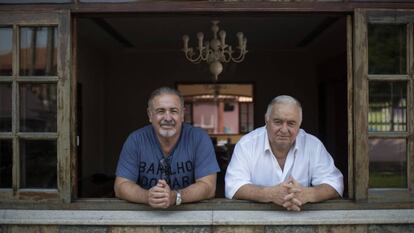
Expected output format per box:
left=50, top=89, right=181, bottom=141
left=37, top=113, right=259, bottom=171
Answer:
left=1, top=198, right=414, bottom=211
left=1, top=208, right=414, bottom=226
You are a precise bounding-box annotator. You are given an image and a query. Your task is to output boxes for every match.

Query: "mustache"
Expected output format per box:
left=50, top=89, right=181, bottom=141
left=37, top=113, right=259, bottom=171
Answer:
left=160, top=120, right=175, bottom=126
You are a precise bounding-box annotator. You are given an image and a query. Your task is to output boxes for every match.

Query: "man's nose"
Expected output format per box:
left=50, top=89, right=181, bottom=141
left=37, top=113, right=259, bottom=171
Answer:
left=163, top=111, right=173, bottom=120
left=280, top=123, right=288, bottom=132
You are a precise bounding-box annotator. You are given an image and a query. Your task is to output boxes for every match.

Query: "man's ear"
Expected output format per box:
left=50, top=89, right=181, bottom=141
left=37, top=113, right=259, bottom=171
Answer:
left=147, top=108, right=152, bottom=123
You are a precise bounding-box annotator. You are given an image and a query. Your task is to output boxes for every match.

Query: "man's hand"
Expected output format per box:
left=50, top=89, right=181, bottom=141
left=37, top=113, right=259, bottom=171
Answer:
left=282, top=177, right=309, bottom=211
left=265, top=182, right=290, bottom=206
left=148, top=179, right=175, bottom=208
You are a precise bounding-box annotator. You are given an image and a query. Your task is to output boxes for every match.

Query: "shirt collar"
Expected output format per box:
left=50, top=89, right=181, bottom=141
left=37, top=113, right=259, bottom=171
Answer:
left=264, top=128, right=302, bottom=155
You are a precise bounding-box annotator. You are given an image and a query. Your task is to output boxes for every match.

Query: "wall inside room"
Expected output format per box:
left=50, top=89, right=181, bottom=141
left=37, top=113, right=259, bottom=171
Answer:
left=77, top=15, right=347, bottom=197
left=102, top=49, right=319, bottom=176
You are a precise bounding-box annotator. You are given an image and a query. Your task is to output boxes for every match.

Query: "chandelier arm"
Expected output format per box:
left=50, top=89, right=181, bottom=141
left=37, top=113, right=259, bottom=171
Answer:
left=230, top=50, right=247, bottom=63
left=221, top=50, right=232, bottom=63
left=185, top=51, right=203, bottom=63
left=201, top=48, right=211, bottom=61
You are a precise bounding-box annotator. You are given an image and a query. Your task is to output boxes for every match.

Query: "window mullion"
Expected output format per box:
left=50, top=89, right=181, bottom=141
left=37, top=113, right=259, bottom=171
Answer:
left=12, top=77, right=18, bottom=194
left=12, top=24, right=19, bottom=195
left=408, top=22, right=414, bottom=193
left=354, top=9, right=369, bottom=201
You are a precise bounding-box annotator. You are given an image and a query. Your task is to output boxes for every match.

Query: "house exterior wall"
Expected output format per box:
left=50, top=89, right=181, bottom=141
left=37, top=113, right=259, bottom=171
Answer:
left=1, top=209, right=414, bottom=233
left=1, top=1, right=414, bottom=232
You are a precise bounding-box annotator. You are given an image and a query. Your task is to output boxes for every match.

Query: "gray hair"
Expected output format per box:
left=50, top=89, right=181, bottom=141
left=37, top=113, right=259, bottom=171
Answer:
left=265, top=95, right=302, bottom=124
left=148, top=86, right=184, bottom=110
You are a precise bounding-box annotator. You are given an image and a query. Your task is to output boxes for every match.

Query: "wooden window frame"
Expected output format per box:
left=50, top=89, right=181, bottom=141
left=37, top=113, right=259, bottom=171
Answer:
left=354, top=9, right=414, bottom=201
left=0, top=11, right=71, bottom=203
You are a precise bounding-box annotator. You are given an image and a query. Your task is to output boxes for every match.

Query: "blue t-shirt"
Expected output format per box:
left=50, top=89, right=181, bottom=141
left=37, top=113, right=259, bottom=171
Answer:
left=115, top=123, right=220, bottom=190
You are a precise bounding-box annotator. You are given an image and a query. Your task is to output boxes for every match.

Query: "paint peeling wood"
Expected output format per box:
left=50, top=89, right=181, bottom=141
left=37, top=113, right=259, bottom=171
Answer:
left=409, top=23, right=414, bottom=194
left=70, top=17, right=79, bottom=200
left=1, top=2, right=414, bottom=13
left=17, top=191, right=59, bottom=201
left=15, top=76, right=59, bottom=82
left=0, top=13, right=60, bottom=25
left=347, top=15, right=354, bottom=199
left=367, top=74, right=409, bottom=81
left=353, top=8, right=369, bottom=201
left=367, top=9, right=414, bottom=24
left=368, top=132, right=410, bottom=138
left=56, top=10, right=72, bottom=203
left=16, top=133, right=58, bottom=140
left=0, top=133, right=13, bottom=139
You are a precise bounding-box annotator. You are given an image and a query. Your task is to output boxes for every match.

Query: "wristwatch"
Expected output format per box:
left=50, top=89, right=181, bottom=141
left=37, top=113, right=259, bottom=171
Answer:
left=175, top=190, right=182, bottom=206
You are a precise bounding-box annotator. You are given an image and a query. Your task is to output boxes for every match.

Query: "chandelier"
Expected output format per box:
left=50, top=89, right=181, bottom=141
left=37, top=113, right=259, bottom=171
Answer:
left=182, top=20, right=248, bottom=81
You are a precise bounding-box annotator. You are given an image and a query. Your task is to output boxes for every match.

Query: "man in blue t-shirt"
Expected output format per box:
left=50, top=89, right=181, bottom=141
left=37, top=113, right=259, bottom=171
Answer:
left=114, top=87, right=220, bottom=208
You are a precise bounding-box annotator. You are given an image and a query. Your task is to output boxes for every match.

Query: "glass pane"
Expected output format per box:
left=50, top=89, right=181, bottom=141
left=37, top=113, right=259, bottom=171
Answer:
left=240, top=102, right=254, bottom=133
left=0, top=140, right=12, bottom=188
left=20, top=27, right=57, bottom=76
left=20, top=83, right=57, bottom=132
left=369, top=81, right=407, bottom=132
left=20, top=140, right=56, bottom=189
left=368, top=24, right=406, bottom=74
left=0, top=83, right=12, bottom=132
left=369, top=138, right=406, bottom=188
left=0, top=27, right=13, bottom=76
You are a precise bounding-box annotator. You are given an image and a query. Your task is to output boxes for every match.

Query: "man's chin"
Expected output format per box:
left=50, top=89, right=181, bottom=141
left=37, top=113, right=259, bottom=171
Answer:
left=159, top=129, right=177, bottom=138
left=275, top=141, right=292, bottom=148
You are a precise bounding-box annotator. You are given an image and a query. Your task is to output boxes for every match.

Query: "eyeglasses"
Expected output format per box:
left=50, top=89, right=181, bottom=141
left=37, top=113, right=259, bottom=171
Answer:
left=159, top=157, right=172, bottom=181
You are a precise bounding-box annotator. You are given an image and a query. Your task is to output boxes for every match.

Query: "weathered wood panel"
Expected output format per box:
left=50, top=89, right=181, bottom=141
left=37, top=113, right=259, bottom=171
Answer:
left=409, top=23, right=414, bottom=194
left=353, top=8, right=369, bottom=201
left=56, top=10, right=72, bottom=203
left=346, top=14, right=354, bottom=199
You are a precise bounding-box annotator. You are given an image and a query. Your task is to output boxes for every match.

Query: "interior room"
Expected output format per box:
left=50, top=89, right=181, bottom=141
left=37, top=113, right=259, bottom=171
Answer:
left=76, top=13, right=348, bottom=198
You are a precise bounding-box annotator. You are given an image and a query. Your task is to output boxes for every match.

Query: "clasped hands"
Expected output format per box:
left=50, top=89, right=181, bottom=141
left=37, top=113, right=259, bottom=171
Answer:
left=147, top=179, right=175, bottom=208
left=272, top=177, right=309, bottom=211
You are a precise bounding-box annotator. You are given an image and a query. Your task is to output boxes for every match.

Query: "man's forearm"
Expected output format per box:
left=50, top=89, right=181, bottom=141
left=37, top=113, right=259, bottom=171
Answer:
left=179, top=175, right=216, bottom=203
left=114, top=178, right=149, bottom=204
left=234, top=184, right=285, bottom=204
left=305, top=184, right=340, bottom=203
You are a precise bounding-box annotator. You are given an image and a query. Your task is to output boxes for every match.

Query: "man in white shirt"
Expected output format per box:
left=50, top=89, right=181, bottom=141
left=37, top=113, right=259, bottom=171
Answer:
left=225, top=95, right=343, bottom=211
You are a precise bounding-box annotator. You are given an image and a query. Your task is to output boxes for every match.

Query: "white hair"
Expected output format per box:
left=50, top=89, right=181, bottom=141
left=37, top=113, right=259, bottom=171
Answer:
left=265, top=95, right=302, bottom=124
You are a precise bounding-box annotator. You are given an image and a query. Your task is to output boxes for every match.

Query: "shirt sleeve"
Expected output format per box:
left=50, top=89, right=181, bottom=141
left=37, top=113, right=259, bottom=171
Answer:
left=194, top=130, right=220, bottom=180
left=224, top=141, right=252, bottom=199
left=310, top=142, right=344, bottom=197
left=115, top=133, right=139, bottom=182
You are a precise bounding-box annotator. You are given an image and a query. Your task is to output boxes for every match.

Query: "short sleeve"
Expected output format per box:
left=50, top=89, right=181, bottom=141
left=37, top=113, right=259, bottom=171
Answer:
left=194, top=130, right=220, bottom=180
left=310, top=143, right=344, bottom=197
left=115, top=133, right=139, bottom=182
left=224, top=141, right=252, bottom=199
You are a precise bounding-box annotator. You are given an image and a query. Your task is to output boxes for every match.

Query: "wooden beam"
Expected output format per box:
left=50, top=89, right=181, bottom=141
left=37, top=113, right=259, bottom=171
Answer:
left=353, top=8, right=369, bottom=201
left=346, top=14, right=354, bottom=199
left=0, top=2, right=414, bottom=13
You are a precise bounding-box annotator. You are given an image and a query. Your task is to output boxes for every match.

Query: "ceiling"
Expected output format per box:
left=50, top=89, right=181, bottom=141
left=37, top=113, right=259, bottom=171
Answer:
left=78, top=13, right=347, bottom=53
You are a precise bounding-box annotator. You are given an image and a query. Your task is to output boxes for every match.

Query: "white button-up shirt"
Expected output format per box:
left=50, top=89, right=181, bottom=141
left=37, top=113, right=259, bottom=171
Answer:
left=225, top=127, right=344, bottom=199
